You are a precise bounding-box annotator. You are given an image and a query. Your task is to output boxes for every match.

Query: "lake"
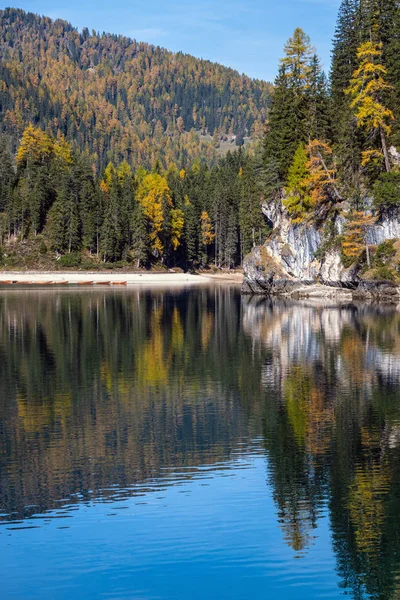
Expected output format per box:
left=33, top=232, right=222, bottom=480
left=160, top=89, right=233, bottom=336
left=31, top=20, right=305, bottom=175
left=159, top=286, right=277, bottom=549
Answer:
left=1, top=286, right=400, bottom=600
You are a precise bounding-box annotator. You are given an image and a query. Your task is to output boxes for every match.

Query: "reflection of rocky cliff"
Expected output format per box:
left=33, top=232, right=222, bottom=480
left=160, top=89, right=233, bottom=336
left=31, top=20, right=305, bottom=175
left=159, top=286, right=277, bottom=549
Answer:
left=243, top=296, right=400, bottom=598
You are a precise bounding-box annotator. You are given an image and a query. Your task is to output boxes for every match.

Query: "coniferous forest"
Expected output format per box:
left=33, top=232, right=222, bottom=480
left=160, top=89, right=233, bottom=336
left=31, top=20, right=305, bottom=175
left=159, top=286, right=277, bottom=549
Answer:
left=1, top=2, right=400, bottom=270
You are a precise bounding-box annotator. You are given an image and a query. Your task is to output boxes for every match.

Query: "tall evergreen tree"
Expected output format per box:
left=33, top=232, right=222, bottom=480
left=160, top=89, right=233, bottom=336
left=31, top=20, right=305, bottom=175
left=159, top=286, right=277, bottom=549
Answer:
left=100, top=176, right=123, bottom=262
left=47, top=174, right=80, bottom=253
left=0, top=139, right=15, bottom=215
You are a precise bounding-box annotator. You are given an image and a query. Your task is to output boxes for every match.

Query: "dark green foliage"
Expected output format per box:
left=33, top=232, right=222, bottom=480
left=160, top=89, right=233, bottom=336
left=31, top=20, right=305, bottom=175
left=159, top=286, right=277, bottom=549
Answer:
left=331, top=0, right=361, bottom=110
left=131, top=203, right=149, bottom=268
left=100, top=179, right=123, bottom=262
left=58, top=253, right=82, bottom=267
left=263, top=40, right=331, bottom=195
left=264, top=66, right=307, bottom=183
left=375, top=240, right=396, bottom=264
left=369, top=265, right=396, bottom=281
left=0, top=138, right=15, bottom=213
left=307, top=56, right=331, bottom=141
left=373, top=172, right=400, bottom=207
left=47, top=174, right=80, bottom=253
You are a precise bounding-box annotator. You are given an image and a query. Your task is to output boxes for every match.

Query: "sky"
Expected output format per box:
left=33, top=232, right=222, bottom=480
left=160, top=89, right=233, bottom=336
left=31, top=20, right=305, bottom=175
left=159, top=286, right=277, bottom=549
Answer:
left=0, top=0, right=342, bottom=81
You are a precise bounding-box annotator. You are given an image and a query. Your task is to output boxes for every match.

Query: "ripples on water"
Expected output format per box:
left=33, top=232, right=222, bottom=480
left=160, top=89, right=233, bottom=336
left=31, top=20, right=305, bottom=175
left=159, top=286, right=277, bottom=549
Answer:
left=1, top=287, right=400, bottom=599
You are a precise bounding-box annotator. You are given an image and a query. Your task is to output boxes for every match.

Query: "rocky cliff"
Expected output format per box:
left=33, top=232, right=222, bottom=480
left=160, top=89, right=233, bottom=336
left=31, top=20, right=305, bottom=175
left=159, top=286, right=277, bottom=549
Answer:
left=242, top=200, right=400, bottom=301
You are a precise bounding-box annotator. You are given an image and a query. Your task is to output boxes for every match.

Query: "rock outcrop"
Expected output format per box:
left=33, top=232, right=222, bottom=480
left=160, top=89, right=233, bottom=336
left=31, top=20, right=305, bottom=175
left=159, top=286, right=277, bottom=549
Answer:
left=242, top=201, right=400, bottom=301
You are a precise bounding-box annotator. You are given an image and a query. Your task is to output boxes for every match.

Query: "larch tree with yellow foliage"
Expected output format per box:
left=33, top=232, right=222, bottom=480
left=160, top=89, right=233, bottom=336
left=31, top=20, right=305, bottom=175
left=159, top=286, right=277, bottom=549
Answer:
left=284, top=143, right=313, bottom=221
left=342, top=210, right=376, bottom=268
left=136, top=172, right=184, bottom=258
left=15, top=125, right=73, bottom=236
left=200, top=211, right=215, bottom=264
left=306, top=139, right=342, bottom=205
left=345, top=41, right=394, bottom=173
left=136, top=173, right=171, bottom=256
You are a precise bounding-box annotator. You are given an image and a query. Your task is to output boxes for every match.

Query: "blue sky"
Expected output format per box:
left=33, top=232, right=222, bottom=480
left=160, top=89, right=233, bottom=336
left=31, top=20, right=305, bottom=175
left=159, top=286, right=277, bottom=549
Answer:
left=1, top=0, right=341, bottom=81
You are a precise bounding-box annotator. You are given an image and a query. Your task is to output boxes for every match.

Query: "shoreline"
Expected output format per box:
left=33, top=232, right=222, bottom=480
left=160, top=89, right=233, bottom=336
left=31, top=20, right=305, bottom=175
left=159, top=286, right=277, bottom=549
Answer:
left=242, top=280, right=400, bottom=303
left=0, top=271, right=242, bottom=286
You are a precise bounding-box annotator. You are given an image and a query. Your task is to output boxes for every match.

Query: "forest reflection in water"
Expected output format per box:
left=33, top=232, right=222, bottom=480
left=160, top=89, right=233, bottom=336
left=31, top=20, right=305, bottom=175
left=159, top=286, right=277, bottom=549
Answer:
left=1, top=287, right=400, bottom=599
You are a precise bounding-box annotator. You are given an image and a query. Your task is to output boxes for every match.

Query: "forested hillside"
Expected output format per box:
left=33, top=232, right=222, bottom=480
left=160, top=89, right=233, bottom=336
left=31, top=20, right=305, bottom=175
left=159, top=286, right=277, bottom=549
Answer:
left=0, top=8, right=272, bottom=169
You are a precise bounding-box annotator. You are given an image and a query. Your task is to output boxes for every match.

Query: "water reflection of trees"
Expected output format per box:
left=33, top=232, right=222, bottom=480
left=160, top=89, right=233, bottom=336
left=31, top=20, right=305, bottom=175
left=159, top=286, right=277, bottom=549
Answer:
left=0, top=288, right=263, bottom=521
left=243, top=297, right=400, bottom=599
left=2, top=290, right=400, bottom=598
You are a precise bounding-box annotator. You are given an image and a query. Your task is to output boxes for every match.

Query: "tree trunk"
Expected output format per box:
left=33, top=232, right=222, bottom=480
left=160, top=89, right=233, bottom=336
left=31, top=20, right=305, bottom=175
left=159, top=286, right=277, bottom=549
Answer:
left=380, top=127, right=391, bottom=173
left=366, top=243, right=371, bottom=269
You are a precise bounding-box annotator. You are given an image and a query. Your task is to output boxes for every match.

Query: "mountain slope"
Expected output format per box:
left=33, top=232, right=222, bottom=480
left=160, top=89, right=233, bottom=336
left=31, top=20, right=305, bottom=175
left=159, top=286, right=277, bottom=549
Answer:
left=0, top=8, right=272, bottom=168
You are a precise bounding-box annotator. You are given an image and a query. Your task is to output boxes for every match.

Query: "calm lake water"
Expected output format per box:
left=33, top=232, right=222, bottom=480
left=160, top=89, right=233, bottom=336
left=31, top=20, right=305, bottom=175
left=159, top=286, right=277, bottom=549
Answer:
left=1, top=286, right=400, bottom=600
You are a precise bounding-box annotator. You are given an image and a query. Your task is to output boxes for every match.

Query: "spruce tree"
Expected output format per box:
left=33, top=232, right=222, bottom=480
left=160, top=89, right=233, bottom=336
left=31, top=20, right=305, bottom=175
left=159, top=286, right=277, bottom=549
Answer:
left=47, top=174, right=80, bottom=253
left=264, top=29, right=316, bottom=185
left=131, top=202, right=149, bottom=268
left=307, top=55, right=331, bottom=141
left=0, top=138, right=15, bottom=214
left=263, top=66, right=304, bottom=183
left=100, top=176, right=123, bottom=262
left=331, top=0, right=361, bottom=109
left=331, top=1, right=366, bottom=197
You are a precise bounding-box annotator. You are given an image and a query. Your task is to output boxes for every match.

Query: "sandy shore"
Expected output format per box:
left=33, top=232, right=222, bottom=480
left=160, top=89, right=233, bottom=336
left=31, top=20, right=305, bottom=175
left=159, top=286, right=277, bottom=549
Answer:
left=202, top=272, right=243, bottom=283
left=0, top=271, right=228, bottom=286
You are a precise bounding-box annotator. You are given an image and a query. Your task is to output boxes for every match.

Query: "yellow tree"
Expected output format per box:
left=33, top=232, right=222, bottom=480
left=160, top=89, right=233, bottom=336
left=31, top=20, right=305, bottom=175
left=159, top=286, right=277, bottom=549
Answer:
left=342, top=210, right=376, bottom=268
left=136, top=172, right=172, bottom=256
left=281, top=28, right=313, bottom=90
left=170, top=208, right=184, bottom=251
left=200, top=211, right=215, bottom=247
left=16, top=125, right=53, bottom=169
left=305, top=139, right=342, bottom=205
left=345, top=41, right=394, bottom=172
left=16, top=125, right=72, bottom=170
left=200, top=210, right=216, bottom=264
left=284, top=143, right=313, bottom=221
